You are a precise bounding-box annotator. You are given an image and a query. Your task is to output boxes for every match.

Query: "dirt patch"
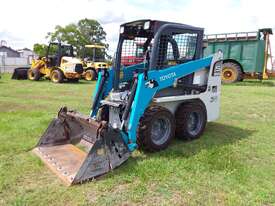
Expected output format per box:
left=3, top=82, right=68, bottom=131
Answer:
left=86, top=190, right=99, bottom=205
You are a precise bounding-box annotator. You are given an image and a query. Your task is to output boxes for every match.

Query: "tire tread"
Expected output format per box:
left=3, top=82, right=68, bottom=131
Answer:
left=175, top=101, right=207, bottom=140
left=137, top=106, right=175, bottom=152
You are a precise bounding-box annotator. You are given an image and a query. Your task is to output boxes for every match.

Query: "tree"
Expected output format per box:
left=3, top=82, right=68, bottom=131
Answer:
left=33, top=43, right=48, bottom=57
left=46, top=19, right=107, bottom=57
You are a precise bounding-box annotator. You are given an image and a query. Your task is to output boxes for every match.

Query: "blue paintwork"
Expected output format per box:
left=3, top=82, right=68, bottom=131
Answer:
left=127, top=56, right=213, bottom=148
left=90, top=56, right=213, bottom=151
left=120, top=131, right=136, bottom=151
left=90, top=72, right=102, bottom=117
left=90, top=68, right=114, bottom=117
left=90, top=64, right=144, bottom=117
left=120, top=63, right=145, bottom=82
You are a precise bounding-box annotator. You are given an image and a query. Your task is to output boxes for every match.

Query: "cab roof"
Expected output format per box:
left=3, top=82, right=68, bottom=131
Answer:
left=120, top=19, right=203, bottom=37
left=85, top=44, right=105, bottom=49
left=49, top=42, right=73, bottom=48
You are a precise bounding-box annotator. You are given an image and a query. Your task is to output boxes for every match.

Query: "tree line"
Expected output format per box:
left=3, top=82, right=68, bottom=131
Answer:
left=33, top=18, right=108, bottom=58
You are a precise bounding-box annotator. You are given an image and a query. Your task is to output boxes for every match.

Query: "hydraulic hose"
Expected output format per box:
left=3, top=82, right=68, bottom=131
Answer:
left=121, top=76, right=138, bottom=124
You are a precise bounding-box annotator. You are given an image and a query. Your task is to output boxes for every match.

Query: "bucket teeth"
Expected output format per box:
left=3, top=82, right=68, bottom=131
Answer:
left=32, top=108, right=131, bottom=185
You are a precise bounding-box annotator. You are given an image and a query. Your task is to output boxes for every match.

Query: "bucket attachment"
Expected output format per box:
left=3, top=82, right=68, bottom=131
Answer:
left=32, top=107, right=130, bottom=185
left=11, top=67, right=29, bottom=80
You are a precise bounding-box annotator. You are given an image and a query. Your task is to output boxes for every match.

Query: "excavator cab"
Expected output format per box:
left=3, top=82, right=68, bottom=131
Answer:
left=33, top=20, right=222, bottom=185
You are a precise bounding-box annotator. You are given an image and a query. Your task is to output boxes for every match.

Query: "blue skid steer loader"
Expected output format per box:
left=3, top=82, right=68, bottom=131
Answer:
left=33, top=20, right=223, bottom=185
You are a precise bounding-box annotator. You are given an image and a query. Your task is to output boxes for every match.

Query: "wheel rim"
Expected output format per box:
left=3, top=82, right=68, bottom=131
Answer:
left=186, top=112, right=202, bottom=136
left=222, top=67, right=237, bottom=82
left=151, top=116, right=171, bottom=145
left=51, top=72, right=59, bottom=82
left=28, top=70, right=35, bottom=80
left=85, top=71, right=93, bottom=81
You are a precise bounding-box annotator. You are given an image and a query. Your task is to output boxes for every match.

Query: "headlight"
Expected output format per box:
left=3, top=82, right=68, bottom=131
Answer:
left=120, top=26, right=124, bottom=34
left=144, top=21, right=150, bottom=30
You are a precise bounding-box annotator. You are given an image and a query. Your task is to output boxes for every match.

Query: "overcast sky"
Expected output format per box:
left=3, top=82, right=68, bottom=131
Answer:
left=1, top=0, right=274, bottom=54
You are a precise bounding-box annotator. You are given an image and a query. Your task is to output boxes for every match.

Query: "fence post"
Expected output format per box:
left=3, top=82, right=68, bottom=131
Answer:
left=0, top=55, right=5, bottom=73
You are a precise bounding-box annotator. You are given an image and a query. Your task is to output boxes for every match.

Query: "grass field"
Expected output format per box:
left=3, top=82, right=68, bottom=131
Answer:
left=0, top=74, right=275, bottom=206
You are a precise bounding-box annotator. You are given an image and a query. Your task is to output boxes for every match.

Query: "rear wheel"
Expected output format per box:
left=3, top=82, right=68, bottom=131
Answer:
left=51, top=70, right=64, bottom=83
left=222, top=62, right=242, bottom=84
left=27, top=69, right=40, bottom=81
left=84, top=69, right=96, bottom=81
left=137, top=106, right=175, bottom=152
left=175, top=101, right=207, bottom=140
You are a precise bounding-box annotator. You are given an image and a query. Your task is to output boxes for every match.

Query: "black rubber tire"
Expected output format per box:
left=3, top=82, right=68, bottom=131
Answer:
left=222, top=62, right=243, bottom=84
left=258, top=73, right=263, bottom=81
left=84, top=69, right=96, bottom=81
left=137, top=106, right=175, bottom=152
left=50, top=70, right=64, bottom=83
left=28, top=68, right=40, bottom=81
left=175, top=101, right=207, bottom=140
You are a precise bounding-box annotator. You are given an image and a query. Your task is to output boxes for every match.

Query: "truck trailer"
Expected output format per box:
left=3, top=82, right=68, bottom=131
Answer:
left=204, top=28, right=274, bottom=83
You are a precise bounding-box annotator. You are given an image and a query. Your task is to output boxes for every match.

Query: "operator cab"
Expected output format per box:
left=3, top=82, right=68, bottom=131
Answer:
left=114, top=19, right=205, bottom=94
left=84, top=45, right=106, bottom=62
left=46, top=42, right=74, bottom=67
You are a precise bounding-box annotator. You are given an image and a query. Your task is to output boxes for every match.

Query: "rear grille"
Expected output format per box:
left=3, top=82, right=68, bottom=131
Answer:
left=75, top=64, right=84, bottom=74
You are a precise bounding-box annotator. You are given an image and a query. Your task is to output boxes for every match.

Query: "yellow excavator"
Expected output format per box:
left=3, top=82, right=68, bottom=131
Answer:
left=82, top=44, right=109, bottom=81
left=27, top=42, right=83, bottom=83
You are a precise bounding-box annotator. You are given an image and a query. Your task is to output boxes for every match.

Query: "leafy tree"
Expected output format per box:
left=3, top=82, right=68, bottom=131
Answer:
left=46, top=19, right=108, bottom=57
left=33, top=43, right=48, bottom=57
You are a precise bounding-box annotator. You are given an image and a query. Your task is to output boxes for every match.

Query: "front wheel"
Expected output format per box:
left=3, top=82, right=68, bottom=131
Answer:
left=175, top=101, right=207, bottom=140
left=137, top=106, right=175, bottom=152
left=50, top=70, right=64, bottom=83
left=27, top=69, right=40, bottom=81
left=84, top=69, right=96, bottom=81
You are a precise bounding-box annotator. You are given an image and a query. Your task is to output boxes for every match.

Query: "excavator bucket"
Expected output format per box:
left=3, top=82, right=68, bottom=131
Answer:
left=32, top=107, right=130, bottom=186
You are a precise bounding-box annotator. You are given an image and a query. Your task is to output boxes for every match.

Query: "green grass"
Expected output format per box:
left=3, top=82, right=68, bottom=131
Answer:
left=0, top=74, right=275, bottom=206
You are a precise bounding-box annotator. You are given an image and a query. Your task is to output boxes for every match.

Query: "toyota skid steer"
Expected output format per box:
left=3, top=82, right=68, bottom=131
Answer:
left=33, top=20, right=223, bottom=185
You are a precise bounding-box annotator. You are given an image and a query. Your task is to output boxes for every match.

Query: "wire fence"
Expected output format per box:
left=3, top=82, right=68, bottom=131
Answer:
left=0, top=56, right=30, bottom=73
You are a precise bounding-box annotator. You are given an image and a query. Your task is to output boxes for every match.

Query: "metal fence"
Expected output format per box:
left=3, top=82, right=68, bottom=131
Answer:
left=0, top=56, right=31, bottom=73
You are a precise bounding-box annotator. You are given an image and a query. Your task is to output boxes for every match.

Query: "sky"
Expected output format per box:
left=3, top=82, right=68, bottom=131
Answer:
left=1, top=0, right=275, bottom=55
